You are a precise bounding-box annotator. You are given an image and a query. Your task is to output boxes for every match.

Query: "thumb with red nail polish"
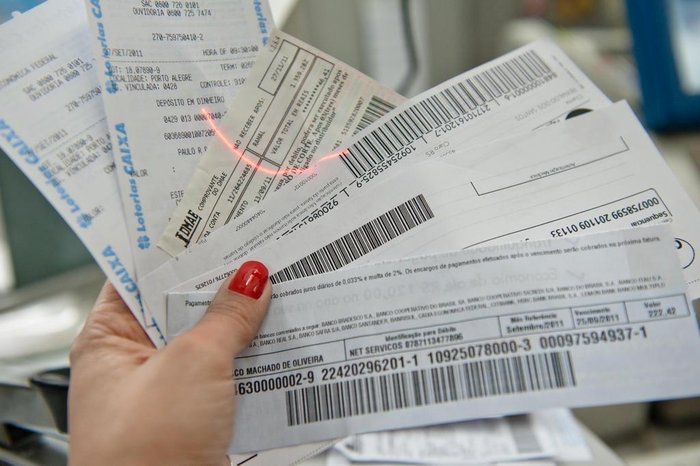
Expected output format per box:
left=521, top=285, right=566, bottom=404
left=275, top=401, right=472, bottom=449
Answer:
left=69, top=262, right=273, bottom=465
left=184, top=260, right=272, bottom=357
left=227, top=260, right=269, bottom=299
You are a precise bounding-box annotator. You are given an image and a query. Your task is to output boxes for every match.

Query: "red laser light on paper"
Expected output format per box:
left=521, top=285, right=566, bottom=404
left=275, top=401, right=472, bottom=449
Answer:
left=201, top=108, right=346, bottom=176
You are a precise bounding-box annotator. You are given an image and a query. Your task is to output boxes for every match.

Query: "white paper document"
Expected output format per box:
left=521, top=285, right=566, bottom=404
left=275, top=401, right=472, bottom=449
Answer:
left=142, top=39, right=612, bottom=327
left=326, top=455, right=557, bottom=466
left=159, top=29, right=405, bottom=254
left=169, top=226, right=700, bottom=451
left=325, top=452, right=557, bottom=466
left=0, top=0, right=164, bottom=344
left=336, top=409, right=588, bottom=464
left=336, top=409, right=589, bottom=465
left=83, top=0, right=273, bottom=277
left=162, top=102, right=700, bottom=339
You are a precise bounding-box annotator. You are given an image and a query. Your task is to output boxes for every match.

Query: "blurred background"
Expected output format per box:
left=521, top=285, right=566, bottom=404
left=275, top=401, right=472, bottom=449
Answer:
left=1, top=0, right=699, bottom=464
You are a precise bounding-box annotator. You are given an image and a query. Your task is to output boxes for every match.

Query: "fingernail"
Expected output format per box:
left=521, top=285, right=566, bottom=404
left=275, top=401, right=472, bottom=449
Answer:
left=228, top=261, right=269, bottom=299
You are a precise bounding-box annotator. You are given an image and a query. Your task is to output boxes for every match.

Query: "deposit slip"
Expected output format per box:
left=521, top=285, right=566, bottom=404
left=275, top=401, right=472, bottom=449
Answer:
left=0, top=0, right=163, bottom=343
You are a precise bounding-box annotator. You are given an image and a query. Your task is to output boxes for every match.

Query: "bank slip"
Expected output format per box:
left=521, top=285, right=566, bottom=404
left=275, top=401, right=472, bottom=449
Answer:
left=159, top=30, right=405, bottom=254
left=166, top=102, right=700, bottom=336
left=142, top=39, right=611, bottom=326
left=0, top=0, right=164, bottom=344
left=170, top=226, right=700, bottom=451
left=82, top=0, right=273, bottom=277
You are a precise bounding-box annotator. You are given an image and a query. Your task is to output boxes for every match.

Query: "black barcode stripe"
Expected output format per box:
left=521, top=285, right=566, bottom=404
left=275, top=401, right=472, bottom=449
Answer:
left=270, top=195, right=434, bottom=284
left=377, top=126, right=399, bottom=151
left=354, top=95, right=397, bottom=134
left=285, top=351, right=575, bottom=426
left=339, top=50, right=553, bottom=178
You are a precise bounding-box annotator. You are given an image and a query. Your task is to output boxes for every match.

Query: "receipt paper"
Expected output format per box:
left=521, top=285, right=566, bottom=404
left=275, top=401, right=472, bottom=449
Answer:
left=83, top=0, right=273, bottom=277
left=0, top=0, right=164, bottom=344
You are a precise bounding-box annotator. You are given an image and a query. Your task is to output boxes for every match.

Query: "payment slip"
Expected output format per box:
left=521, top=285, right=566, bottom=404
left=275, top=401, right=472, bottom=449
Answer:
left=169, top=226, right=700, bottom=452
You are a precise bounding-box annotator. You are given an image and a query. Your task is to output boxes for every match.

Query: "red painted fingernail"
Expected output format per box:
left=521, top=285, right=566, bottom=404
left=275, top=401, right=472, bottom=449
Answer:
left=228, top=261, right=269, bottom=299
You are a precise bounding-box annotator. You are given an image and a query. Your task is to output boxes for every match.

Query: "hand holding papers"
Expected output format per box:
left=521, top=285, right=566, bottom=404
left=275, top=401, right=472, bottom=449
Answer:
left=3, top=2, right=700, bottom=460
left=160, top=101, right=700, bottom=451
left=0, top=1, right=330, bottom=464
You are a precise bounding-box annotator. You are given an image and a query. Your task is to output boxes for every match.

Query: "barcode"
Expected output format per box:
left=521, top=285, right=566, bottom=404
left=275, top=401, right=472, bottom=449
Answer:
left=270, top=194, right=434, bottom=284
left=339, top=50, right=552, bottom=178
left=354, top=95, right=397, bottom=134
left=285, top=351, right=575, bottom=426
left=509, top=415, right=542, bottom=454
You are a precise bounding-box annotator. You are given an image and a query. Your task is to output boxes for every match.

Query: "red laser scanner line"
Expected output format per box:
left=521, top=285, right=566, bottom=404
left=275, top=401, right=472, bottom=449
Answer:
left=201, top=108, right=347, bottom=177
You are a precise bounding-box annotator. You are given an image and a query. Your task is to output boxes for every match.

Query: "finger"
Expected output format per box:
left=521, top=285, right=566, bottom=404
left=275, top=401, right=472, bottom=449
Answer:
left=184, top=261, right=272, bottom=357
left=91, top=281, right=137, bottom=322
left=93, top=280, right=125, bottom=311
left=73, top=281, right=152, bottom=357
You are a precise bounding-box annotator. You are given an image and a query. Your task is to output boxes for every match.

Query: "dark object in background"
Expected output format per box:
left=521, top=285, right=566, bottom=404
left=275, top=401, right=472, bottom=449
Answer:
left=0, top=153, right=93, bottom=289
left=0, top=0, right=46, bottom=22
left=0, top=367, right=70, bottom=465
left=29, top=368, right=70, bottom=434
left=626, top=0, right=700, bottom=131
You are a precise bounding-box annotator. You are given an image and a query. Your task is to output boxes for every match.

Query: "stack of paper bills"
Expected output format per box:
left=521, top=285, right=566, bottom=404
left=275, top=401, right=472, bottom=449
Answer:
left=2, top=0, right=699, bottom=462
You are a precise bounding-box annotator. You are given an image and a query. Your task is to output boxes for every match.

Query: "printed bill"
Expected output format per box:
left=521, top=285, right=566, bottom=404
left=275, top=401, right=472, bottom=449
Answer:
left=168, top=226, right=700, bottom=451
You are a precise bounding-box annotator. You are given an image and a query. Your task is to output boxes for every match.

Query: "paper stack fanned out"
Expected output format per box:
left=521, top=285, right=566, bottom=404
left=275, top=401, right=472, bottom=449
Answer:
left=2, top=0, right=700, bottom=461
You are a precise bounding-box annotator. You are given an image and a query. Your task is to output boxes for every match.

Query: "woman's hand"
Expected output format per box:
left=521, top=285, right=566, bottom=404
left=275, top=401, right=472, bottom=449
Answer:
left=69, top=261, right=270, bottom=466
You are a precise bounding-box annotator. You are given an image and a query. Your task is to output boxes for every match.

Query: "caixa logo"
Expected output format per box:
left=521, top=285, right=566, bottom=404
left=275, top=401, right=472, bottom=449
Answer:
left=137, top=235, right=151, bottom=250
left=175, top=209, right=202, bottom=247
left=105, top=79, right=118, bottom=94
left=77, top=214, right=93, bottom=228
